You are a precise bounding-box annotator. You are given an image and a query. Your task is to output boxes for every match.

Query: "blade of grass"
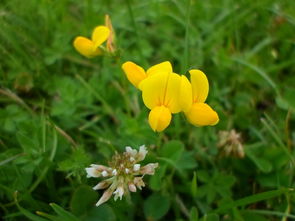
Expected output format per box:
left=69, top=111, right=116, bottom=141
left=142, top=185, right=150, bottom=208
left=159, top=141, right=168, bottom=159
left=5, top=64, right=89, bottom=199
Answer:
left=49, top=203, right=79, bottom=221
left=0, top=153, right=25, bottom=167
left=212, top=188, right=293, bottom=214
left=14, top=192, right=48, bottom=221
left=244, top=209, right=295, bottom=220
left=0, top=88, right=34, bottom=114
left=29, top=127, right=58, bottom=193
left=181, top=0, right=192, bottom=74
left=75, top=74, right=118, bottom=123
left=232, top=58, right=279, bottom=95
left=261, top=117, right=295, bottom=165
left=125, top=0, right=146, bottom=66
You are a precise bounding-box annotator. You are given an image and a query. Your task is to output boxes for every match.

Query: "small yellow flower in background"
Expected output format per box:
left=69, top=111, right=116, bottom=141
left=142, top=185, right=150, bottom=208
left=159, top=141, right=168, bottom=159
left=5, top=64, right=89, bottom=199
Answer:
left=73, top=25, right=110, bottom=58
left=122, top=61, right=219, bottom=132
left=86, top=145, right=158, bottom=206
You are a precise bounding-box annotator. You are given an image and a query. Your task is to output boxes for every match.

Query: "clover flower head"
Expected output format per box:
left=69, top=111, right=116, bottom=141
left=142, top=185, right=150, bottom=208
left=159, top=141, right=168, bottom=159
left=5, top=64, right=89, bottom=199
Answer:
left=85, top=145, right=158, bottom=206
left=122, top=61, right=219, bottom=132
left=218, top=129, right=244, bottom=158
left=73, top=25, right=110, bottom=58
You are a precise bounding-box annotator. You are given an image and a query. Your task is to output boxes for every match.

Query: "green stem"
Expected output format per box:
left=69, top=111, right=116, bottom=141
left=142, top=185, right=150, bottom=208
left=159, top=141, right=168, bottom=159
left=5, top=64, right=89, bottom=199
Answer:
left=75, top=74, right=118, bottom=123
left=125, top=0, right=147, bottom=66
left=181, top=0, right=192, bottom=74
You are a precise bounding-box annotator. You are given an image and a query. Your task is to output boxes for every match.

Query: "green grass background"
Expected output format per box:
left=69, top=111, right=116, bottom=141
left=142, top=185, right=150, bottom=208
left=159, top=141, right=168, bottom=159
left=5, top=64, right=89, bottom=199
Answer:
left=1, top=0, right=295, bottom=220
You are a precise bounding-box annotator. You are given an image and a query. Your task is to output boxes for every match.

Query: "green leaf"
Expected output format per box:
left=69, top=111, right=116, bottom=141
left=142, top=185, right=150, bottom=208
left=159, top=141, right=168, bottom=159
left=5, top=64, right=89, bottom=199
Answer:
left=200, top=214, right=219, bottom=221
left=240, top=210, right=268, bottom=221
left=191, top=171, right=198, bottom=198
left=49, top=203, right=79, bottom=221
left=245, top=145, right=272, bottom=173
left=144, top=193, right=170, bottom=220
left=281, top=87, right=295, bottom=109
left=178, top=151, right=198, bottom=170
left=15, top=193, right=48, bottom=221
left=84, top=204, right=116, bottom=221
left=58, top=147, right=91, bottom=177
left=149, top=164, right=167, bottom=191
left=70, top=185, right=98, bottom=216
left=197, top=170, right=210, bottom=183
left=212, top=188, right=293, bottom=214
left=159, top=140, right=184, bottom=162
left=190, top=207, right=199, bottom=221
left=16, top=132, right=39, bottom=155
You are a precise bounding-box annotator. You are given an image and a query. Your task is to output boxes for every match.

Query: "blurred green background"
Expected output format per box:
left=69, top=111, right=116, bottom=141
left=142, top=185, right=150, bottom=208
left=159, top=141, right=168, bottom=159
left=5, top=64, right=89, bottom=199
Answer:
left=1, top=0, right=295, bottom=220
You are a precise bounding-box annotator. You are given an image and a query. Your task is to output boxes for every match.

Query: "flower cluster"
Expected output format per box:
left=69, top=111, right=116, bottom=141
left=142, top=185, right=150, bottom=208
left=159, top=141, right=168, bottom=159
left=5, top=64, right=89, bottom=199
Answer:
left=85, top=145, right=158, bottom=206
left=218, top=129, right=244, bottom=158
left=122, top=61, right=219, bottom=132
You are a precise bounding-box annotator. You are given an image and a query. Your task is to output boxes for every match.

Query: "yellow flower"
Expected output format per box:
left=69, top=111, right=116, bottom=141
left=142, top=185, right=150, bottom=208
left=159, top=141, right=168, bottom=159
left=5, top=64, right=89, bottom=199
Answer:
left=184, top=70, right=219, bottom=126
left=122, top=61, right=192, bottom=132
left=73, top=26, right=110, bottom=58
left=122, top=62, right=219, bottom=131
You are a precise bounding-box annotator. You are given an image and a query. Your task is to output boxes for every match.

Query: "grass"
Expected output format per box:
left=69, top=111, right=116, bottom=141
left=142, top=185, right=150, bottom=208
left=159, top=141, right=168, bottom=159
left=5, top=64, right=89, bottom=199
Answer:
left=1, top=0, right=295, bottom=220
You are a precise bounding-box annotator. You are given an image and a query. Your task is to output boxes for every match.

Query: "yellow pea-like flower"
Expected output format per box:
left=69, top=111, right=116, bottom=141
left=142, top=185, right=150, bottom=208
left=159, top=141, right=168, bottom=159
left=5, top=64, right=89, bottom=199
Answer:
left=122, top=62, right=219, bottom=131
left=73, top=26, right=110, bottom=58
left=122, top=61, right=192, bottom=132
left=184, top=70, right=219, bottom=126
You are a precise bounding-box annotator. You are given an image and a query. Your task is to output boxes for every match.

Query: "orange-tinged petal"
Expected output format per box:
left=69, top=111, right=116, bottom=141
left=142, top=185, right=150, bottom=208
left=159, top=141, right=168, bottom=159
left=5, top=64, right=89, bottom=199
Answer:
left=148, top=106, right=172, bottom=132
left=91, top=26, right=110, bottom=48
left=189, top=69, right=209, bottom=103
left=73, top=36, right=101, bottom=58
left=140, top=72, right=169, bottom=109
left=104, top=14, right=116, bottom=53
left=185, top=103, right=219, bottom=126
left=146, top=61, right=172, bottom=77
left=122, top=62, right=147, bottom=89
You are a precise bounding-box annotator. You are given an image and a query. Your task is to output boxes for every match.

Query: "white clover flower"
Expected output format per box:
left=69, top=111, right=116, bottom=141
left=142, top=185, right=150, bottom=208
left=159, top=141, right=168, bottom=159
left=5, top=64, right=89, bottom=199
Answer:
left=125, top=146, right=137, bottom=156
left=133, top=164, right=140, bottom=171
left=138, top=145, right=148, bottom=161
left=85, top=145, right=158, bottom=206
left=113, top=186, right=124, bottom=201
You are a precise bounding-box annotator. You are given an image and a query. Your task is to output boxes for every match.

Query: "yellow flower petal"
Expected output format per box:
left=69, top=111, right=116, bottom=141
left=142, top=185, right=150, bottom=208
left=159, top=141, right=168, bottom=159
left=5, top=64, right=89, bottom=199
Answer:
left=122, top=62, right=146, bottom=89
left=185, top=103, right=219, bottom=126
left=140, top=72, right=169, bottom=109
left=148, top=106, right=172, bottom=132
left=146, top=61, right=172, bottom=77
left=178, top=75, right=192, bottom=112
left=73, top=36, right=101, bottom=58
left=189, top=69, right=209, bottom=103
left=140, top=72, right=192, bottom=113
left=91, top=26, right=110, bottom=49
left=164, top=73, right=190, bottom=113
